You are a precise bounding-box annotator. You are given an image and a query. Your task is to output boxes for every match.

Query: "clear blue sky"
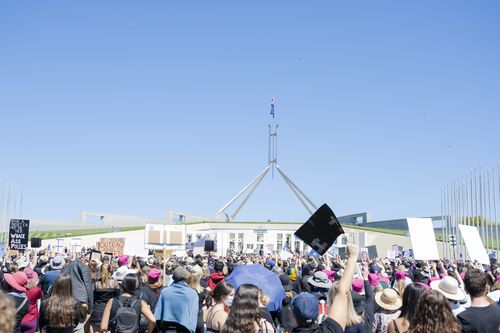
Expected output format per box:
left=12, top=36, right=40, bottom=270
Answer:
left=1, top=1, right=499, bottom=223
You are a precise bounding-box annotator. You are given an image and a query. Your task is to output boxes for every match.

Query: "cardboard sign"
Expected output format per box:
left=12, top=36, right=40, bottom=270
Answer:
left=360, top=247, right=369, bottom=261
left=98, top=238, right=125, bottom=256
left=458, top=225, right=489, bottom=265
left=90, top=251, right=102, bottom=262
left=9, top=219, right=30, bottom=250
left=144, top=223, right=185, bottom=250
left=294, top=204, right=345, bottom=255
left=407, top=218, right=439, bottom=260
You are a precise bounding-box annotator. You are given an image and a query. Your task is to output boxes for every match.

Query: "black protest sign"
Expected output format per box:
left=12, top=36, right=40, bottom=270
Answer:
left=9, top=219, right=30, bottom=250
left=294, top=204, right=345, bottom=255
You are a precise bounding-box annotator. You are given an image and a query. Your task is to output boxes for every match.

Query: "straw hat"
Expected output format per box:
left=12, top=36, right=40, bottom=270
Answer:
left=375, top=288, right=402, bottom=311
left=430, top=276, right=466, bottom=301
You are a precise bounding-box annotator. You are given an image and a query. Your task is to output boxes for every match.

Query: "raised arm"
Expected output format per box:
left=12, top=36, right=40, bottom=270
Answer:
left=329, top=244, right=359, bottom=330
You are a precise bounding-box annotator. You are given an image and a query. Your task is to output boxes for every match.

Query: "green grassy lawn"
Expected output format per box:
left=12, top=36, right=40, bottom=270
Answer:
left=1, top=226, right=144, bottom=241
left=342, top=224, right=408, bottom=236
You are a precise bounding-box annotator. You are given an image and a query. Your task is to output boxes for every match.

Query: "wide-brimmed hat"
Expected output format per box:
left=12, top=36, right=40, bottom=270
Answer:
left=375, top=288, right=402, bottom=311
left=4, top=272, right=28, bottom=292
left=308, top=271, right=332, bottom=289
left=23, top=267, right=38, bottom=283
left=16, top=257, right=30, bottom=270
left=430, top=276, right=466, bottom=301
left=50, top=256, right=65, bottom=270
left=112, top=266, right=137, bottom=281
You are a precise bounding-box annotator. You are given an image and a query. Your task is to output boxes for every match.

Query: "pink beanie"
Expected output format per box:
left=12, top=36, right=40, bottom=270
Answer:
left=395, top=271, right=406, bottom=281
left=352, top=279, right=364, bottom=293
left=368, top=273, right=380, bottom=286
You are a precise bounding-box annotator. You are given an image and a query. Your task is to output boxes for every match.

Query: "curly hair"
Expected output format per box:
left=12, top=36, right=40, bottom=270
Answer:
left=221, top=284, right=261, bottom=333
left=0, top=290, right=15, bottom=333
left=408, top=290, right=461, bottom=333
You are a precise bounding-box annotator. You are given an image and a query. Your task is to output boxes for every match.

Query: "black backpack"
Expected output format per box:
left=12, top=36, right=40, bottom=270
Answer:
left=111, top=296, right=140, bottom=333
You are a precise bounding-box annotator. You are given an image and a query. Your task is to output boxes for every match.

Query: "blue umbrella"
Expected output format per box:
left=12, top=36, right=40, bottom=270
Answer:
left=225, top=264, right=285, bottom=312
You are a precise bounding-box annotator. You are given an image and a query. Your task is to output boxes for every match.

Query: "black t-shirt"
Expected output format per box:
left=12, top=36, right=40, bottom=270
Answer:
left=8, top=294, right=29, bottom=333
left=457, top=304, right=500, bottom=333
left=292, top=317, right=343, bottom=333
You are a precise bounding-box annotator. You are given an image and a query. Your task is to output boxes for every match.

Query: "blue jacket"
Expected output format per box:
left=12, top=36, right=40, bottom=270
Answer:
left=154, top=281, right=199, bottom=333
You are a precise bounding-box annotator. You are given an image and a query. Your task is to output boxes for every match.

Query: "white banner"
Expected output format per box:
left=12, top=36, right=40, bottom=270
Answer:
left=458, top=225, right=489, bottom=265
left=407, top=218, right=439, bottom=260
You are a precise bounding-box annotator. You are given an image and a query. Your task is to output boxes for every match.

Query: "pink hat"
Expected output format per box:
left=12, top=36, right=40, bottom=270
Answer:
left=395, top=271, right=406, bottom=281
left=380, top=276, right=390, bottom=284
left=23, top=267, right=38, bottom=282
left=460, top=272, right=465, bottom=280
left=4, top=272, right=28, bottom=292
left=323, top=270, right=335, bottom=282
left=415, top=282, right=431, bottom=290
left=118, top=256, right=129, bottom=266
left=496, top=275, right=500, bottom=281
left=352, top=279, right=364, bottom=293
left=428, top=276, right=440, bottom=285
left=368, top=273, right=380, bottom=286
left=148, top=268, right=161, bottom=282
left=439, top=273, right=447, bottom=279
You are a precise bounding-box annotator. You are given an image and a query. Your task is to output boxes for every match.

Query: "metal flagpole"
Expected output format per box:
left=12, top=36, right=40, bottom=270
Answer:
left=230, top=167, right=271, bottom=220
left=446, top=183, right=451, bottom=258
left=496, top=165, right=500, bottom=256
left=441, top=187, right=444, bottom=255
left=487, top=169, right=493, bottom=254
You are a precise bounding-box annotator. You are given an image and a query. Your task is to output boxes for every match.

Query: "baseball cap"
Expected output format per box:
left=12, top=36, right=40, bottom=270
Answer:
left=292, top=293, right=319, bottom=326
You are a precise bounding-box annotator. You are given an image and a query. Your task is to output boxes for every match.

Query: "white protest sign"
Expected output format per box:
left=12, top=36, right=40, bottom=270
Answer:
left=123, top=237, right=149, bottom=257
left=279, top=250, right=293, bottom=260
left=70, top=238, right=82, bottom=253
left=387, top=249, right=396, bottom=260
left=458, top=225, right=489, bottom=265
left=407, top=218, right=439, bottom=260
left=360, top=247, right=369, bottom=261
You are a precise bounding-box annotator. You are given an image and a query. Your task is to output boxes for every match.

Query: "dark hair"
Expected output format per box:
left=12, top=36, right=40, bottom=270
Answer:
left=205, top=282, right=233, bottom=307
left=464, top=269, right=487, bottom=298
left=302, top=265, right=311, bottom=276
left=44, top=273, right=76, bottom=328
left=221, top=284, right=261, bottom=333
left=214, top=261, right=224, bottom=273
left=408, top=290, right=461, bottom=333
left=121, top=273, right=139, bottom=294
left=400, top=283, right=426, bottom=322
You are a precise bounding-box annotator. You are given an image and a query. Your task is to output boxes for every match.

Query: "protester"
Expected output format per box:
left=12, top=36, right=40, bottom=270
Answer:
left=188, top=264, right=209, bottom=333
left=373, top=288, right=402, bottom=333
left=220, top=284, right=275, bottom=333
left=407, top=290, right=461, bottom=333
left=39, top=273, right=85, bottom=333
left=42, top=256, right=65, bottom=294
left=0, top=290, right=16, bottom=333
left=91, top=263, right=120, bottom=333
left=101, top=273, right=156, bottom=333
left=205, top=282, right=234, bottom=333
left=21, top=267, right=43, bottom=333
left=2, top=271, right=29, bottom=333
left=155, top=267, right=199, bottom=333
left=430, top=275, right=467, bottom=316
left=457, top=268, right=500, bottom=332
left=208, top=261, right=225, bottom=290
left=388, top=283, right=426, bottom=333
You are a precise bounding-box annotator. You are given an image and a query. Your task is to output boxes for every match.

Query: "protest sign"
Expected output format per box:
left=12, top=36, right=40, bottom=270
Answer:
left=144, top=223, right=185, bottom=250
left=295, top=204, right=345, bottom=255
left=123, top=237, right=148, bottom=257
left=387, top=249, right=396, bottom=260
left=407, top=218, right=439, bottom=260
left=54, top=238, right=64, bottom=254
left=279, top=250, right=293, bottom=260
left=98, top=238, right=125, bottom=256
left=90, top=251, right=102, bottom=262
left=70, top=238, right=82, bottom=253
left=9, top=219, right=29, bottom=250
left=360, top=247, right=369, bottom=260
left=458, top=225, right=489, bottom=265
left=0, top=243, right=6, bottom=257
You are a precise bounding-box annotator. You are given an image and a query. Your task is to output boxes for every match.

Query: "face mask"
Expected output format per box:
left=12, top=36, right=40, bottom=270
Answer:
left=224, top=296, right=234, bottom=307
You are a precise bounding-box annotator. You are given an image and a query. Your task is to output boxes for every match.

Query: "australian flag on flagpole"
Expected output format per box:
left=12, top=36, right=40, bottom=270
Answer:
left=270, top=97, right=275, bottom=118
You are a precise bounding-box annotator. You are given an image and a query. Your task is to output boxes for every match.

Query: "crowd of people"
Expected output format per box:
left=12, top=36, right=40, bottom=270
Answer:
left=1, top=243, right=500, bottom=333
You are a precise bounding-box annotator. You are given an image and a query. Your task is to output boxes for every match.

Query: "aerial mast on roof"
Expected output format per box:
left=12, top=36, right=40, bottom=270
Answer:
left=216, top=97, right=317, bottom=222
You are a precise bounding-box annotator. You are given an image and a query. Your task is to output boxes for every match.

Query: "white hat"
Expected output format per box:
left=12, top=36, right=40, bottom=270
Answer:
left=16, top=257, right=30, bottom=269
left=430, top=276, right=466, bottom=301
left=112, top=266, right=137, bottom=281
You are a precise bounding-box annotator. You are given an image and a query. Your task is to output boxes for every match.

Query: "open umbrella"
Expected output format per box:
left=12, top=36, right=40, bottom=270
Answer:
left=225, top=264, right=285, bottom=312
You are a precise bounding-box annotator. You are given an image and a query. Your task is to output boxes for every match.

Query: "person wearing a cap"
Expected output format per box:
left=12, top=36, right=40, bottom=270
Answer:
left=42, top=256, right=65, bottom=294
left=21, top=267, right=43, bottom=333
left=154, top=266, right=199, bottom=333
left=289, top=244, right=360, bottom=333
left=1, top=271, right=30, bottom=333
left=307, top=271, right=332, bottom=302
left=135, top=268, right=163, bottom=314
left=277, top=274, right=298, bottom=332
left=373, top=288, right=402, bottom=333
left=457, top=269, right=500, bottom=333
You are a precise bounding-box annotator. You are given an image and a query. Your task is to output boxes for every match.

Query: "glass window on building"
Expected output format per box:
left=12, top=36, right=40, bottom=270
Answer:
left=257, top=232, right=264, bottom=243
left=277, top=233, right=283, bottom=251
left=186, top=234, right=192, bottom=243
left=196, top=234, right=202, bottom=241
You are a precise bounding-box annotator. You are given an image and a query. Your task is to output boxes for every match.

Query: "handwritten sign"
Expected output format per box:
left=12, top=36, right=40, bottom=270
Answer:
left=9, top=219, right=30, bottom=250
left=98, top=238, right=125, bottom=256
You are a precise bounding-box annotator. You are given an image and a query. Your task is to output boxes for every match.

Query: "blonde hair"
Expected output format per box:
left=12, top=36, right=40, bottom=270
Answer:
left=396, top=280, right=406, bottom=298
left=328, top=281, right=362, bottom=327
left=258, top=288, right=270, bottom=307
left=0, top=290, right=15, bottom=333
left=188, top=270, right=203, bottom=293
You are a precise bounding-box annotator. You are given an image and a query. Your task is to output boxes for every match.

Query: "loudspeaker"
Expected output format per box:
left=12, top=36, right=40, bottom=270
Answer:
left=204, top=240, right=215, bottom=252
left=31, top=238, right=42, bottom=248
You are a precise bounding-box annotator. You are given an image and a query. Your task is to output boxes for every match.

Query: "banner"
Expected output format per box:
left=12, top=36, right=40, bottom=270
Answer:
left=98, top=238, right=125, bottom=256
left=407, top=218, right=439, bottom=260
left=458, top=225, right=489, bottom=265
left=9, top=219, right=30, bottom=250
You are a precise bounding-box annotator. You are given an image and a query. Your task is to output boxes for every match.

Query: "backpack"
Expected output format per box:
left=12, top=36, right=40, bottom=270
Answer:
left=111, top=296, right=140, bottom=333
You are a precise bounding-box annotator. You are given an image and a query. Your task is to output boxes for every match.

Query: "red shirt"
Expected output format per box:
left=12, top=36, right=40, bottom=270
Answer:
left=22, top=287, right=43, bottom=323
